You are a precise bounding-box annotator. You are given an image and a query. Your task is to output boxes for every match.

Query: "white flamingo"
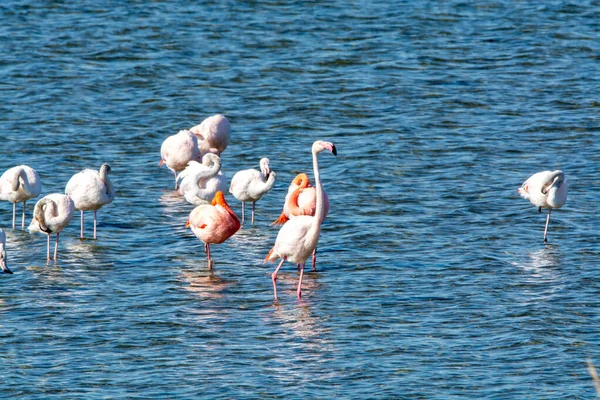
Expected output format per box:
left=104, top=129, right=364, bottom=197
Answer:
left=0, top=229, right=13, bottom=274
left=160, top=130, right=200, bottom=189
left=265, top=141, right=337, bottom=301
left=518, top=170, right=568, bottom=243
left=65, top=163, right=115, bottom=239
left=29, top=194, right=75, bottom=262
left=0, top=165, right=42, bottom=229
left=230, top=158, right=276, bottom=226
left=177, top=153, right=227, bottom=206
left=189, top=114, right=231, bottom=155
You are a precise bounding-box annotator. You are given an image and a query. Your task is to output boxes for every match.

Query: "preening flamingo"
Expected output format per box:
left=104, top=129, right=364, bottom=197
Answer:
left=189, top=114, right=231, bottom=156
left=28, top=194, right=75, bottom=262
left=186, top=191, right=240, bottom=270
left=177, top=153, right=227, bottom=206
left=65, top=163, right=115, bottom=239
left=0, top=229, right=13, bottom=274
left=265, top=140, right=337, bottom=301
left=518, top=170, right=568, bottom=243
left=230, top=158, right=276, bottom=226
left=0, top=165, right=42, bottom=229
left=272, top=173, right=330, bottom=271
left=160, top=130, right=200, bottom=189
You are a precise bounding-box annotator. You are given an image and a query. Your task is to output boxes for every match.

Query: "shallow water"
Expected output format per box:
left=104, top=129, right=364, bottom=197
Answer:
left=1, top=1, right=600, bottom=398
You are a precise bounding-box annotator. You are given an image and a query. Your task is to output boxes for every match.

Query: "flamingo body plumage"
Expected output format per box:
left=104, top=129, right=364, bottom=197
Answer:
left=160, top=130, right=200, bottom=189
left=29, top=193, right=75, bottom=261
left=178, top=153, right=227, bottom=206
left=518, top=170, right=568, bottom=243
left=230, top=158, right=276, bottom=225
left=0, top=165, right=42, bottom=229
left=65, top=163, right=115, bottom=239
left=190, top=114, right=231, bottom=155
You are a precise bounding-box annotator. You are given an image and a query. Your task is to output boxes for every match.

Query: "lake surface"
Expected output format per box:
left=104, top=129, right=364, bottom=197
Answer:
left=1, top=1, right=600, bottom=398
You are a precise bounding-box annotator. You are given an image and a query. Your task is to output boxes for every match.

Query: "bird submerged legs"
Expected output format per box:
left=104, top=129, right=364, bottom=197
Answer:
left=80, top=210, right=85, bottom=239
left=21, top=201, right=27, bottom=229
left=251, top=202, right=255, bottom=225
left=206, top=243, right=213, bottom=270
left=297, top=263, right=305, bottom=299
left=12, top=203, right=16, bottom=229
left=543, top=209, right=552, bottom=243
left=271, top=257, right=286, bottom=302
left=93, top=210, right=97, bottom=240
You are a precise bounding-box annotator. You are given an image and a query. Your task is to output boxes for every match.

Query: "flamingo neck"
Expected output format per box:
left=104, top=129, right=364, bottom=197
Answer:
left=311, top=149, right=325, bottom=232
left=11, top=168, right=25, bottom=192
left=216, top=198, right=240, bottom=230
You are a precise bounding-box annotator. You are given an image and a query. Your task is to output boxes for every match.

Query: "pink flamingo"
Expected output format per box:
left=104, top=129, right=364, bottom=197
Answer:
left=518, top=170, right=568, bottom=243
left=186, top=191, right=240, bottom=270
left=28, top=194, right=75, bottom=262
left=160, top=130, right=200, bottom=189
left=189, top=114, right=231, bottom=156
left=0, top=165, right=42, bottom=229
left=229, top=158, right=276, bottom=226
left=265, top=140, right=337, bottom=301
left=272, top=173, right=330, bottom=271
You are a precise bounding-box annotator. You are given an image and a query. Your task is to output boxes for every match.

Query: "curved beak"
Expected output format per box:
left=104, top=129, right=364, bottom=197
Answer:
left=331, top=144, right=337, bottom=156
left=0, top=259, right=12, bottom=275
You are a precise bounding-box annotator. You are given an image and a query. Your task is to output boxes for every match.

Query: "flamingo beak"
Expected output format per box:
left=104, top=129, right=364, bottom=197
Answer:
left=331, top=144, right=337, bottom=156
left=0, top=253, right=12, bottom=274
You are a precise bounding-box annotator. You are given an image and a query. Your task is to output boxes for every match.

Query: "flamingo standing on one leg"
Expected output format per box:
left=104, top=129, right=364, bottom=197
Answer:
left=177, top=153, right=227, bottom=206
left=518, top=170, right=568, bottom=243
left=186, top=191, right=240, bottom=270
left=265, top=140, right=337, bottom=302
left=272, top=173, right=330, bottom=271
left=0, top=229, right=13, bottom=274
left=28, top=194, right=75, bottom=262
left=189, top=114, right=231, bottom=156
left=160, top=130, right=200, bottom=189
left=0, top=165, right=42, bottom=229
left=65, top=163, right=116, bottom=239
left=230, top=158, right=276, bottom=226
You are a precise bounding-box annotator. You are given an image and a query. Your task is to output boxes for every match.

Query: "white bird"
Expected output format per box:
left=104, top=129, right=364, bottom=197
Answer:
left=160, top=130, right=200, bottom=189
left=177, top=153, right=227, bottom=206
left=29, top=194, right=75, bottom=262
left=65, top=163, right=115, bottom=240
left=189, top=114, right=231, bottom=156
left=265, top=141, right=337, bottom=301
left=518, top=170, right=568, bottom=243
left=0, top=229, right=13, bottom=274
left=229, top=158, right=276, bottom=226
left=0, top=165, right=42, bottom=229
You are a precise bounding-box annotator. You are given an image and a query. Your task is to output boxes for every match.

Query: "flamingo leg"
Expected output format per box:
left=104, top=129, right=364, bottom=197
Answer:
left=271, top=257, right=286, bottom=302
left=252, top=202, right=255, bottom=225
left=21, top=201, right=26, bottom=229
left=80, top=210, right=84, bottom=239
left=206, top=243, right=213, bottom=270
left=241, top=202, right=245, bottom=226
left=47, top=234, right=51, bottom=262
left=93, top=210, right=97, bottom=240
left=297, top=263, right=305, bottom=299
left=54, top=233, right=59, bottom=261
left=543, top=209, right=551, bottom=243
left=204, top=243, right=208, bottom=253
left=173, top=170, right=178, bottom=190
left=312, top=248, right=317, bottom=271
left=12, top=203, right=16, bottom=230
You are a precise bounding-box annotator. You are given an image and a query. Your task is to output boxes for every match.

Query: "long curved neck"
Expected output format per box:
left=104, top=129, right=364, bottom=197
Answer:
left=100, top=166, right=114, bottom=197
left=11, top=168, right=25, bottom=191
left=35, top=198, right=56, bottom=232
left=311, top=149, right=325, bottom=230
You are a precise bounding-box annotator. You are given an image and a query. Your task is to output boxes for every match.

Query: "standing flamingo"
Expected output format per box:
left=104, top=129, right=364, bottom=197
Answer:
left=230, top=158, right=276, bottom=226
left=265, top=140, right=337, bottom=301
left=186, top=191, right=240, bottom=270
left=272, top=173, right=330, bottom=271
left=177, top=153, right=227, bottom=206
left=518, top=170, right=568, bottom=243
left=0, top=229, right=13, bottom=274
left=189, top=114, right=231, bottom=156
left=28, top=194, right=75, bottom=262
left=0, top=165, right=42, bottom=229
left=160, top=130, right=200, bottom=189
left=65, top=163, right=115, bottom=239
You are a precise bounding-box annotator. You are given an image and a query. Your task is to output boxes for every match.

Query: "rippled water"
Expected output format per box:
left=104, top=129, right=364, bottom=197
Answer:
left=1, top=1, right=600, bottom=398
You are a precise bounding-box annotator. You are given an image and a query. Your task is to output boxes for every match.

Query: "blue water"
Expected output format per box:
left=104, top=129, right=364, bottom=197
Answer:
left=1, top=1, right=600, bottom=398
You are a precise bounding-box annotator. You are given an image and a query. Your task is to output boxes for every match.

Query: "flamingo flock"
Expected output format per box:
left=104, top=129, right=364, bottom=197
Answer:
left=0, top=113, right=570, bottom=303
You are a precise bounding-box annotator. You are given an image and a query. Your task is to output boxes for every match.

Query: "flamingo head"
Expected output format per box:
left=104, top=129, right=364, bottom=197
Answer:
left=201, top=152, right=221, bottom=166
left=260, top=158, right=271, bottom=178
left=312, top=141, right=337, bottom=156
left=542, top=170, right=566, bottom=194
left=293, top=173, right=310, bottom=188
left=100, top=163, right=112, bottom=176
left=211, top=191, right=227, bottom=207
left=0, top=246, right=11, bottom=275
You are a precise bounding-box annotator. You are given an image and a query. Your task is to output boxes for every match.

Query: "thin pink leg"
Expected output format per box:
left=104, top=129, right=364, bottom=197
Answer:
left=252, top=202, right=255, bottom=225
left=173, top=170, right=178, bottom=190
left=543, top=209, right=551, bottom=243
left=46, top=234, right=51, bottom=262
left=271, top=257, right=286, bottom=302
left=206, top=243, right=213, bottom=270
left=54, top=233, right=59, bottom=261
left=204, top=243, right=208, bottom=253
left=21, top=201, right=26, bottom=229
left=297, top=263, right=305, bottom=299
left=80, top=210, right=84, bottom=239
left=312, top=248, right=317, bottom=271
left=93, top=210, right=97, bottom=240
left=241, top=202, right=245, bottom=226
left=12, top=203, right=16, bottom=230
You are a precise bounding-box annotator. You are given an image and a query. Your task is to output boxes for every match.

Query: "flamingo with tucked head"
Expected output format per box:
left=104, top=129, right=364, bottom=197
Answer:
left=265, top=140, right=336, bottom=302
left=0, top=165, right=42, bottom=229
left=518, top=170, right=568, bottom=243
left=189, top=114, right=231, bottom=156
left=177, top=153, right=227, bottom=206
left=230, top=158, right=276, bottom=226
left=160, top=130, right=200, bottom=189
left=29, top=194, right=75, bottom=262
left=186, top=191, right=240, bottom=270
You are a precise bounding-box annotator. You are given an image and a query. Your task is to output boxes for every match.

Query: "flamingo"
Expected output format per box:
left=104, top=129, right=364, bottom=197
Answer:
left=28, top=193, right=75, bottom=262
left=518, top=170, right=568, bottom=243
left=177, top=153, right=227, bottom=206
left=65, top=163, right=115, bottom=240
left=0, top=165, right=42, bottom=229
left=229, top=158, right=276, bottom=226
left=265, top=140, right=337, bottom=301
left=189, top=114, right=231, bottom=156
left=0, top=229, right=13, bottom=274
left=186, top=191, right=240, bottom=270
left=272, top=173, right=330, bottom=271
left=160, top=130, right=200, bottom=189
